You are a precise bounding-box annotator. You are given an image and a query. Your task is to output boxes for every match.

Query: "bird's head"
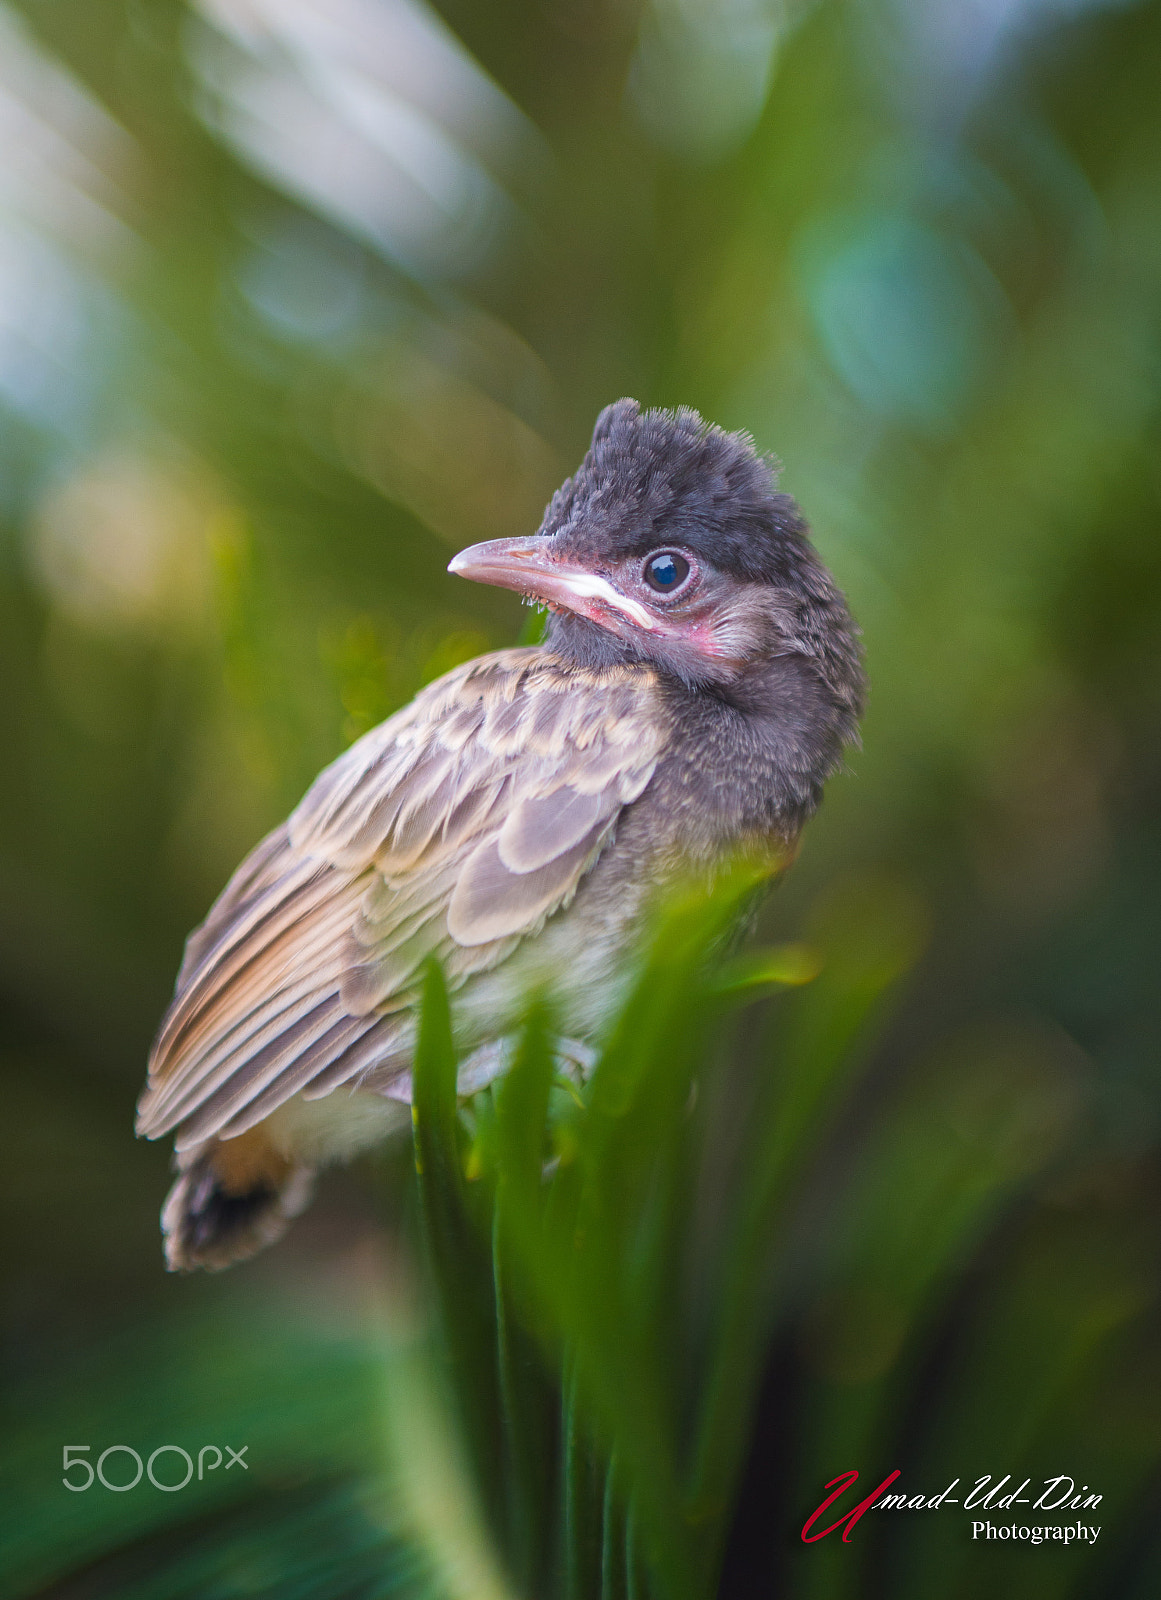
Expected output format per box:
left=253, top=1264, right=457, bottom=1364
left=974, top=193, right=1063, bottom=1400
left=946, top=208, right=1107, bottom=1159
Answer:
left=449, top=399, right=864, bottom=721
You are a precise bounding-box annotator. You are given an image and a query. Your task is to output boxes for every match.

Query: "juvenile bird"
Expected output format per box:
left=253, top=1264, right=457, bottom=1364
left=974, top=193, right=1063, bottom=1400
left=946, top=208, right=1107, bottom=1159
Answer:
left=137, top=400, right=864, bottom=1270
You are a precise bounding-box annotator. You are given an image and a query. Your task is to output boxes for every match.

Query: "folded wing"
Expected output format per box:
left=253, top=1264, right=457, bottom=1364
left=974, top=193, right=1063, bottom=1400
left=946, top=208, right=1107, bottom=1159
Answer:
left=137, top=649, right=667, bottom=1150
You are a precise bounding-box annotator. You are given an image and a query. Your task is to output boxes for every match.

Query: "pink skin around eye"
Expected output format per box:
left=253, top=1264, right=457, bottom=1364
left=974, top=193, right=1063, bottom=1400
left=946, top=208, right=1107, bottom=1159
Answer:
left=686, top=618, right=729, bottom=658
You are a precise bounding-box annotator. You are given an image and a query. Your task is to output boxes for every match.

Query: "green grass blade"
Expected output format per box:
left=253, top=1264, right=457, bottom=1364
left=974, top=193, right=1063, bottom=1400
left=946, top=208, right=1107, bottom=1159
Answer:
left=600, top=1450, right=625, bottom=1600
left=561, top=1359, right=603, bottom=1600
left=411, top=959, right=505, bottom=1545
left=382, top=1303, right=520, bottom=1600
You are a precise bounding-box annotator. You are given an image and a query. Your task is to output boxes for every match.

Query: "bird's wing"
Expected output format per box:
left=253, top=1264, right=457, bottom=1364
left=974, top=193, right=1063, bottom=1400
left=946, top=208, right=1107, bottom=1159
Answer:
left=137, top=649, right=668, bottom=1150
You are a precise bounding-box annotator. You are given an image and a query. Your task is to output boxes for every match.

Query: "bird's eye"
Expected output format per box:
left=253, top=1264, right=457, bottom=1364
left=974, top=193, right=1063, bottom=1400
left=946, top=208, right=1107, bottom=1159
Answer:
left=643, top=550, right=691, bottom=594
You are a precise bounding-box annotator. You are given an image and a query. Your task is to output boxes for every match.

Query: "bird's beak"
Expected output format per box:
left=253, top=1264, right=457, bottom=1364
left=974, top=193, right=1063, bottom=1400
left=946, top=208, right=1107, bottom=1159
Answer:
left=448, top=536, right=659, bottom=632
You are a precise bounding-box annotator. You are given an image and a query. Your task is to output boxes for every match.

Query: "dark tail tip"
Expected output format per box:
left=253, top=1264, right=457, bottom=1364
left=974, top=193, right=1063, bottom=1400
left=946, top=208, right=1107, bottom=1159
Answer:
left=161, top=1147, right=314, bottom=1272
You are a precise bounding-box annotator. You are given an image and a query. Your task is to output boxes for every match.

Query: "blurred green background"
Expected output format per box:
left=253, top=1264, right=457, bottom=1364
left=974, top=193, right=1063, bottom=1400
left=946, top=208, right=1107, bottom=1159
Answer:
left=1, top=0, right=1160, bottom=1595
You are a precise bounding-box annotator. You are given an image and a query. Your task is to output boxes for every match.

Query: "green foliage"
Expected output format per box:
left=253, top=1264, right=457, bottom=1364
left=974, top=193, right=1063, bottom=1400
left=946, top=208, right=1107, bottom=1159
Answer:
left=394, top=872, right=924, bottom=1600
left=5, top=870, right=1161, bottom=1599
left=0, top=874, right=911, bottom=1600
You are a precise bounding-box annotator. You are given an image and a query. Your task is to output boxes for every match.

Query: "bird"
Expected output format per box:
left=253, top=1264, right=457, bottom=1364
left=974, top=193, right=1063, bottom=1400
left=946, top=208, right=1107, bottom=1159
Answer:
left=136, top=399, right=865, bottom=1270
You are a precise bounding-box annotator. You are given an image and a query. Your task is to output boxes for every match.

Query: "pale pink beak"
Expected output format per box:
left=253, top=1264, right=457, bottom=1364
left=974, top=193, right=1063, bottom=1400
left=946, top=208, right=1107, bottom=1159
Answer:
left=448, top=536, right=659, bottom=632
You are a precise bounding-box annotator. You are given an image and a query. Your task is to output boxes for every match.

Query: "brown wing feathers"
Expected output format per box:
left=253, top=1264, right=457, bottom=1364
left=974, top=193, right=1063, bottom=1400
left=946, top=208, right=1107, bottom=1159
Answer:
left=137, top=650, right=666, bottom=1150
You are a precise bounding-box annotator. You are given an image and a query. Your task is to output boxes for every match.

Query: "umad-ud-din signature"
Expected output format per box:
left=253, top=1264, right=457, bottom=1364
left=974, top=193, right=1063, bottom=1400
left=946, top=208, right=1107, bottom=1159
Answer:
left=801, top=1469, right=1103, bottom=1544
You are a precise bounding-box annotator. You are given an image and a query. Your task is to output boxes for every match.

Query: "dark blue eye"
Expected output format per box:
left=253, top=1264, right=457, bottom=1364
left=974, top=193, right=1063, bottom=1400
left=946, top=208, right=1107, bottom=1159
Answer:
left=643, top=551, right=690, bottom=594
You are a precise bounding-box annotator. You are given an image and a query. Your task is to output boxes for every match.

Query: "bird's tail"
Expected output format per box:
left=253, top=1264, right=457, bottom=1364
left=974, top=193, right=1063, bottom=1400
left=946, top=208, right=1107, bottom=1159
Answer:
left=160, top=1128, right=314, bottom=1272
